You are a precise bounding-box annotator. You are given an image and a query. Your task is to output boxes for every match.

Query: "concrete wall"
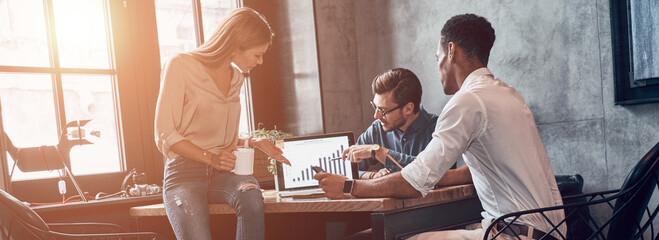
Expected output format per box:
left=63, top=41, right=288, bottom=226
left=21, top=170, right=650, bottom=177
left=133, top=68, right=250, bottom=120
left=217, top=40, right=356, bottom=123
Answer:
left=315, top=0, right=364, bottom=135
left=315, top=0, right=659, bottom=195
left=248, top=0, right=325, bottom=136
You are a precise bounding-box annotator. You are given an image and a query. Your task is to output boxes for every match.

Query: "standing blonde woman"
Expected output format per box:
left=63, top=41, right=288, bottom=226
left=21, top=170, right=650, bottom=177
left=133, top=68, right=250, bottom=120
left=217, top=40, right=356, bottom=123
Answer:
left=155, top=7, right=290, bottom=240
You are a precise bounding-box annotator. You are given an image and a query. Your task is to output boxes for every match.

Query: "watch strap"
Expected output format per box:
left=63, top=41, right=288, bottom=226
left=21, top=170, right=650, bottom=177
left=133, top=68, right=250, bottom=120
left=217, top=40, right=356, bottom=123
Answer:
left=343, top=179, right=354, bottom=194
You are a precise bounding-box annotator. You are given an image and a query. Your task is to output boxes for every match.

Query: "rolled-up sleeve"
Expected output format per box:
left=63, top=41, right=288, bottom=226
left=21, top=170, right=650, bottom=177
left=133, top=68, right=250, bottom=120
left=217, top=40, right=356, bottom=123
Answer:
left=154, top=56, right=188, bottom=159
left=401, top=92, right=485, bottom=196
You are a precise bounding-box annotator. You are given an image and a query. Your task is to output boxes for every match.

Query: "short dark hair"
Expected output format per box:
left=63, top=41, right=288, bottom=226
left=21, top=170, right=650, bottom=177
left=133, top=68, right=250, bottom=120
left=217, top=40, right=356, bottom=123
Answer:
left=441, top=14, right=495, bottom=65
left=372, top=68, right=422, bottom=114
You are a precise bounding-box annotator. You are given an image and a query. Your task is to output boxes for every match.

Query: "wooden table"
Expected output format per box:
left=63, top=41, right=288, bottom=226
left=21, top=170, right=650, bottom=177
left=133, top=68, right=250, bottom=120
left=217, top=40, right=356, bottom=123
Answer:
left=130, top=184, right=482, bottom=239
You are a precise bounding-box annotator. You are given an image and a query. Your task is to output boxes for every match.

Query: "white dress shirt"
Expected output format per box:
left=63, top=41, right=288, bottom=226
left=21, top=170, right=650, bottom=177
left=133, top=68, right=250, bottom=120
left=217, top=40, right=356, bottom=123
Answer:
left=401, top=68, right=565, bottom=235
left=154, top=53, right=244, bottom=159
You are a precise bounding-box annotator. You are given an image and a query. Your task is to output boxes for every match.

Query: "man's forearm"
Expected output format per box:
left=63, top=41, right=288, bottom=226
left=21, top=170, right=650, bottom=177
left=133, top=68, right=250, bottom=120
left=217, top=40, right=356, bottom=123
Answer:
left=435, top=165, right=472, bottom=187
left=351, top=172, right=422, bottom=198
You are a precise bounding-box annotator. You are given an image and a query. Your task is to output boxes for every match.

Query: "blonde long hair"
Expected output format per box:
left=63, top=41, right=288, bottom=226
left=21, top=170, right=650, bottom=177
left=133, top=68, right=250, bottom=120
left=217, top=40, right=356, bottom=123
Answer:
left=189, top=7, right=274, bottom=68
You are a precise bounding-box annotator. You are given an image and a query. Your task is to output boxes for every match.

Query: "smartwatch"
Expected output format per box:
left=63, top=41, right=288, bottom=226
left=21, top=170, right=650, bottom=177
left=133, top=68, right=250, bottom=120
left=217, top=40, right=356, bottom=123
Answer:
left=371, top=145, right=380, bottom=159
left=343, top=179, right=354, bottom=194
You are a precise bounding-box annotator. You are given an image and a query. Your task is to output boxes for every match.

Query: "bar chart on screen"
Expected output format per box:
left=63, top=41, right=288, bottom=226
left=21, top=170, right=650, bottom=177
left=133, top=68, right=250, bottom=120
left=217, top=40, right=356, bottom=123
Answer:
left=281, top=136, right=352, bottom=189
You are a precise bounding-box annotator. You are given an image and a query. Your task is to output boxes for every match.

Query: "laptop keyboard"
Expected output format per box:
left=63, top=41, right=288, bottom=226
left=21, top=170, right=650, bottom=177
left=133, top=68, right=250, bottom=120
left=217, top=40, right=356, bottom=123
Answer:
left=278, top=188, right=324, bottom=197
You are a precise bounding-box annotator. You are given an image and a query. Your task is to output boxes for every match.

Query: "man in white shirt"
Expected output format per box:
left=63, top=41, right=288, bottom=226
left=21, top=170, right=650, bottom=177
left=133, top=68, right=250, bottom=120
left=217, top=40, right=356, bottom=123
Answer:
left=315, top=13, right=565, bottom=239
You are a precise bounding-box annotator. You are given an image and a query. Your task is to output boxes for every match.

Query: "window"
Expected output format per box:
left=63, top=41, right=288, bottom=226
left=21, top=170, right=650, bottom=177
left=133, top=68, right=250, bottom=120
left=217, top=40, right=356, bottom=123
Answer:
left=611, top=0, right=659, bottom=105
left=154, top=0, right=254, bottom=134
left=0, top=0, right=121, bottom=180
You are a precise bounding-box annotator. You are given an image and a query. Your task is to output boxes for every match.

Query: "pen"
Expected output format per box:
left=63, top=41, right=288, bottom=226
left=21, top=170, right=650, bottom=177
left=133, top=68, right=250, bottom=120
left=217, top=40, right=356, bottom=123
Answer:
left=333, top=155, right=403, bottom=170
left=386, top=153, right=404, bottom=170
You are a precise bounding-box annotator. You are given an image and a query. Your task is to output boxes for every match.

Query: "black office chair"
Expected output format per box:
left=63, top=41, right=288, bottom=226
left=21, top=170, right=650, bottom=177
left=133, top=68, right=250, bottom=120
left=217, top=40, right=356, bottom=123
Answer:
left=0, top=188, right=160, bottom=239
left=483, top=140, right=659, bottom=240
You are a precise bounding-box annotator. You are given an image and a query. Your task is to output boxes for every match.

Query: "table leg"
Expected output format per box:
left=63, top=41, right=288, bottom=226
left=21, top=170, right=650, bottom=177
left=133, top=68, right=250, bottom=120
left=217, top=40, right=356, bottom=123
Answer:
left=371, top=197, right=483, bottom=240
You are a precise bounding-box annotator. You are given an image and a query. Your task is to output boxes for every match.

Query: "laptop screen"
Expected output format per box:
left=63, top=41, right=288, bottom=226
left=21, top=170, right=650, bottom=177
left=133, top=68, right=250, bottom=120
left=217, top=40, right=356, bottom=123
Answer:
left=275, top=132, right=357, bottom=192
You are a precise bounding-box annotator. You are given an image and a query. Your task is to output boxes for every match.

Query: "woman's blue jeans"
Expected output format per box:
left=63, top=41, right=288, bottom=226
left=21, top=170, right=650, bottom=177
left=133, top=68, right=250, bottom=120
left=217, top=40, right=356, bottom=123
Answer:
left=163, top=157, right=265, bottom=240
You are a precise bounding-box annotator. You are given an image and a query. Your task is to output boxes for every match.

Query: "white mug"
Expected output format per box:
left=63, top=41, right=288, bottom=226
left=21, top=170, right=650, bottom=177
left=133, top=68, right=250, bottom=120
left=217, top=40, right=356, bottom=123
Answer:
left=233, top=148, right=255, bottom=175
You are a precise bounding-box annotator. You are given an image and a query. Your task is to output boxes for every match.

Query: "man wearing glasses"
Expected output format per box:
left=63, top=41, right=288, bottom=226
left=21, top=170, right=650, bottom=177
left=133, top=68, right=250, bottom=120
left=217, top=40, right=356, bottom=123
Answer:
left=318, top=14, right=564, bottom=239
left=343, top=68, right=470, bottom=180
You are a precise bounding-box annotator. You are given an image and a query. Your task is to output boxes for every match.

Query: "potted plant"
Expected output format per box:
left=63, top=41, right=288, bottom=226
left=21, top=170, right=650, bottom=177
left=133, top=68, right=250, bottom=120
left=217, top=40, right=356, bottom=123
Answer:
left=248, top=124, right=293, bottom=189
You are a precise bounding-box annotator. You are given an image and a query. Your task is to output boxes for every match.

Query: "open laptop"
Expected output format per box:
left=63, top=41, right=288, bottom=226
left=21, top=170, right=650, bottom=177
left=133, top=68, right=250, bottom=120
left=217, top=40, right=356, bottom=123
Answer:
left=275, top=132, right=357, bottom=197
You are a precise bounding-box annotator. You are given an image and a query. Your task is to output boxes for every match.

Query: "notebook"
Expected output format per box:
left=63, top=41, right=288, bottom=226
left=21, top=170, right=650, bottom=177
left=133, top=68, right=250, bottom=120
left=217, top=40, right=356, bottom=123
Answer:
left=275, top=132, right=357, bottom=197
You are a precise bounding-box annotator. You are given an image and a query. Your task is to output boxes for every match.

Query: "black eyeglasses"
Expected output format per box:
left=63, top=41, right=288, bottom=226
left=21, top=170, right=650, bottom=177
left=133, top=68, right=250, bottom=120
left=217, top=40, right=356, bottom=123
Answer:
left=370, top=101, right=404, bottom=119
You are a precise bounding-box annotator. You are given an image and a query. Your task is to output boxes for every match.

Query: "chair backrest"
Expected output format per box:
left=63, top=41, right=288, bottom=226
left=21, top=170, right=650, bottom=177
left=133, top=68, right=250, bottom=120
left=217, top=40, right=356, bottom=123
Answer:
left=15, top=146, right=66, bottom=172
left=0, top=98, right=11, bottom=191
left=3, top=119, right=94, bottom=174
left=607, top=141, right=659, bottom=239
left=0, top=189, right=49, bottom=238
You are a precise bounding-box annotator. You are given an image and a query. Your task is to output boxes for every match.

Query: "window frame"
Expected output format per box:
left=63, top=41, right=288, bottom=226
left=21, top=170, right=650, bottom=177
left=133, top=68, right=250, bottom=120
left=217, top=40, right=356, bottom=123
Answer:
left=610, top=0, right=659, bottom=105
left=0, top=0, right=122, bottom=179
left=1, top=0, right=163, bottom=203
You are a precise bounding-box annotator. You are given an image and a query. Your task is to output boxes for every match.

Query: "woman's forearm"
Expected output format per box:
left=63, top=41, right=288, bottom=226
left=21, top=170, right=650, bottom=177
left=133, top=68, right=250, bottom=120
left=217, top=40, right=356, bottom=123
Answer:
left=169, top=140, right=213, bottom=165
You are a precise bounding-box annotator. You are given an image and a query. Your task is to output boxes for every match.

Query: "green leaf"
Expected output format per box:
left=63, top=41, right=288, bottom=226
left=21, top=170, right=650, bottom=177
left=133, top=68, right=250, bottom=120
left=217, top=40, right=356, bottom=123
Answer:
left=247, top=123, right=294, bottom=175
